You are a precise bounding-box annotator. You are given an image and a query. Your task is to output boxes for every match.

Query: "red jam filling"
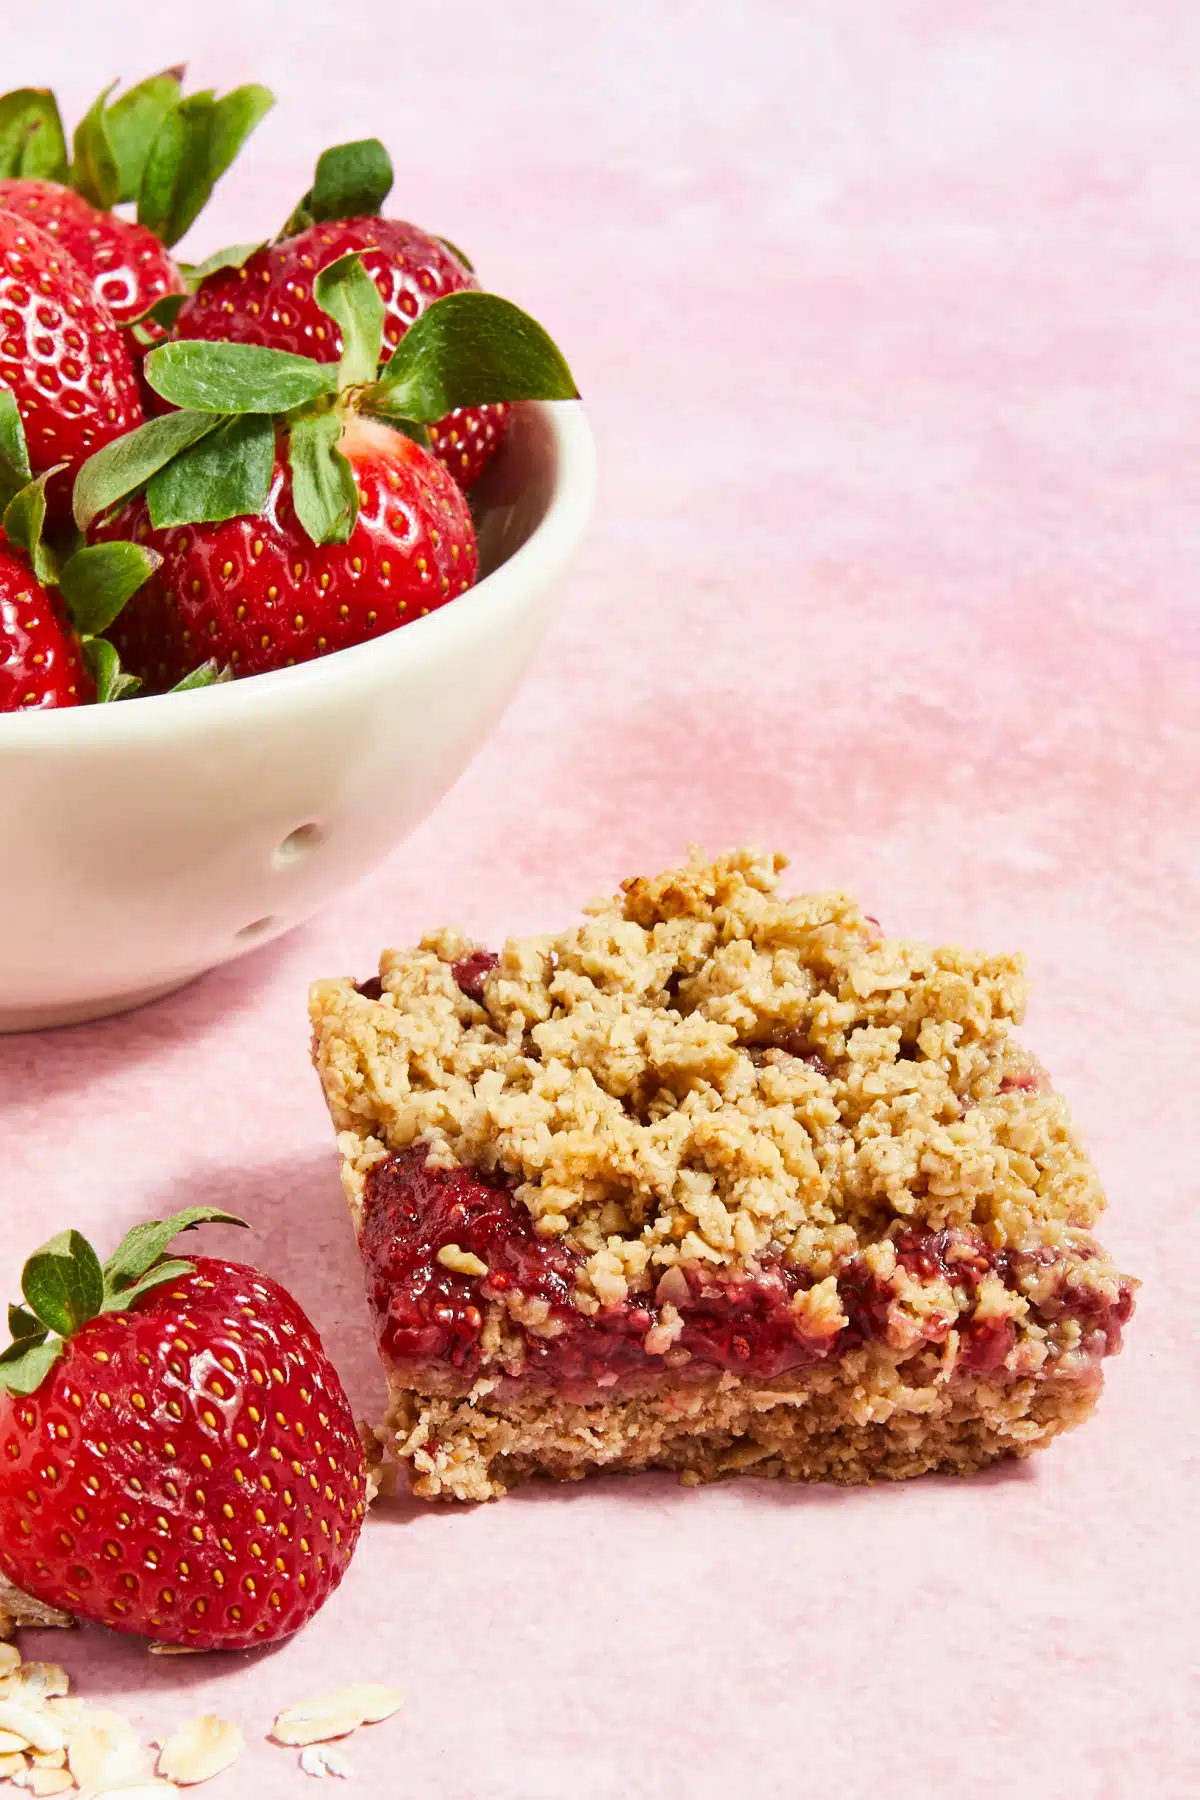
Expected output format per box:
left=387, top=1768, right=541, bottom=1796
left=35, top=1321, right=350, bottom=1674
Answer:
left=356, top=950, right=497, bottom=1006
left=450, top=950, right=499, bottom=1003
left=359, top=1151, right=1134, bottom=1391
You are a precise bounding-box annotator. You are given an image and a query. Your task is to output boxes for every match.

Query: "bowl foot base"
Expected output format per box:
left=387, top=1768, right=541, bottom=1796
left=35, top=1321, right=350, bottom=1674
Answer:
left=0, top=973, right=202, bottom=1034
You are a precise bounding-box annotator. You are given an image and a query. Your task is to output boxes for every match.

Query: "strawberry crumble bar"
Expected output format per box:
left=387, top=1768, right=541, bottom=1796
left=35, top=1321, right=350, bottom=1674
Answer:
left=310, top=850, right=1135, bottom=1501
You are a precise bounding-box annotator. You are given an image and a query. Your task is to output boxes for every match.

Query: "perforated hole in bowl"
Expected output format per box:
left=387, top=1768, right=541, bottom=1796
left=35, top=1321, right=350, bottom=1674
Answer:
left=274, top=823, right=325, bottom=866
left=236, top=915, right=278, bottom=942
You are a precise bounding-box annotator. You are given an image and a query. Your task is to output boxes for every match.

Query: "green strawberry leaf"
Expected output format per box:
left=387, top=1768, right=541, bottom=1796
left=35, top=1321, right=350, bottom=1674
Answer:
left=434, top=235, right=475, bottom=275
left=105, top=67, right=185, bottom=203
left=137, top=85, right=273, bottom=248
left=282, top=137, right=393, bottom=236
left=385, top=417, right=431, bottom=450
left=103, top=1206, right=247, bottom=1291
left=8, top=1304, right=44, bottom=1343
left=179, top=240, right=264, bottom=289
left=3, top=470, right=64, bottom=586
left=73, top=409, right=223, bottom=530
left=71, top=80, right=121, bottom=210
left=147, top=412, right=275, bottom=528
left=84, top=636, right=142, bottom=703
left=314, top=251, right=384, bottom=389
left=289, top=409, right=358, bottom=546
left=100, top=1259, right=199, bottom=1313
left=171, top=658, right=231, bottom=691
left=206, top=84, right=274, bottom=193
left=0, top=385, right=32, bottom=509
left=0, top=88, right=68, bottom=182
left=363, top=291, right=579, bottom=423
left=57, top=541, right=162, bottom=637
left=126, top=292, right=189, bottom=348
left=0, top=1337, right=64, bottom=1398
left=21, top=1230, right=105, bottom=1338
left=144, top=340, right=336, bottom=413
left=137, top=90, right=216, bottom=246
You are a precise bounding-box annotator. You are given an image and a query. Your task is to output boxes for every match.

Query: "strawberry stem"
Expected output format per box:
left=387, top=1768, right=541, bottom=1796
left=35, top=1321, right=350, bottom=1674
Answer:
left=75, top=259, right=580, bottom=554
left=281, top=138, right=393, bottom=237
left=0, top=1207, right=247, bottom=1397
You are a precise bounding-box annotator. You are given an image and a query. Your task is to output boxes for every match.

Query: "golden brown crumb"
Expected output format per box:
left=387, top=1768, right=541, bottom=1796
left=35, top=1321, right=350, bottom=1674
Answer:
left=312, top=846, right=1105, bottom=1276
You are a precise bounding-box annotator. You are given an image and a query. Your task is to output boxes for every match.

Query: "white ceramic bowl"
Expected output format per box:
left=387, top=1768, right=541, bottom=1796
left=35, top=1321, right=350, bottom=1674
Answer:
left=0, top=402, right=595, bottom=1032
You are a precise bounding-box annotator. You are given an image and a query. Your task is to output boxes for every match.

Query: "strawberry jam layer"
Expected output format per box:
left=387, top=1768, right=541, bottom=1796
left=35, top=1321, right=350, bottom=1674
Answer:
left=359, top=1150, right=1135, bottom=1391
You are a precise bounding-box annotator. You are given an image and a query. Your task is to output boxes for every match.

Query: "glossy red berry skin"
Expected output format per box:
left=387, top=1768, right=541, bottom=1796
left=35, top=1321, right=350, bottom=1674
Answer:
left=0, top=208, right=143, bottom=516
left=0, top=545, right=92, bottom=711
left=0, top=1258, right=366, bottom=1651
left=96, top=416, right=477, bottom=690
left=0, top=180, right=185, bottom=341
left=171, top=216, right=509, bottom=490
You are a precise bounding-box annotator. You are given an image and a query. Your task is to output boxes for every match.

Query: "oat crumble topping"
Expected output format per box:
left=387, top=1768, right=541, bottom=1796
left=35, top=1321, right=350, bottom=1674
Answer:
left=312, top=847, right=1111, bottom=1304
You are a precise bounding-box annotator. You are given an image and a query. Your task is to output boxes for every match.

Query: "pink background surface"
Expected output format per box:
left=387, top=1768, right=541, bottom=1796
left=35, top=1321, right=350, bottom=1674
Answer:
left=3, top=3, right=1199, bottom=1794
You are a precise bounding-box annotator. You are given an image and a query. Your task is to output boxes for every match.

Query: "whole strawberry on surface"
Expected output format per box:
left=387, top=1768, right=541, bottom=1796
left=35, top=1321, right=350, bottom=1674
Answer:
left=170, top=139, right=508, bottom=489
left=0, top=392, right=160, bottom=709
left=0, top=1210, right=366, bottom=1650
left=78, top=247, right=578, bottom=689
left=0, top=71, right=273, bottom=366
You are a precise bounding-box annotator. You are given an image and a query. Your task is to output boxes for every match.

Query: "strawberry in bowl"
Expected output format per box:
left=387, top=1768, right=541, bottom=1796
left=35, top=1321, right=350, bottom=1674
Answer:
left=0, top=1210, right=365, bottom=1648
left=78, top=248, right=578, bottom=690
left=0, top=68, right=273, bottom=371
left=0, top=243, right=592, bottom=1028
left=170, top=138, right=509, bottom=490
left=0, top=77, right=593, bottom=1030
left=0, top=206, right=143, bottom=520
left=0, top=393, right=161, bottom=708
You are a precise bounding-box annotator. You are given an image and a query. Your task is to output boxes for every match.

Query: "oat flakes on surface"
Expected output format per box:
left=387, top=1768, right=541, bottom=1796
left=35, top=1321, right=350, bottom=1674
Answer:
left=0, top=1581, right=72, bottom=1636
left=270, top=1693, right=365, bottom=1748
left=63, top=1706, right=151, bottom=1791
left=156, top=1716, right=244, bottom=1786
left=0, top=1704, right=65, bottom=1755
left=0, top=1665, right=69, bottom=1708
left=14, top=1769, right=73, bottom=1796
left=299, top=1742, right=354, bottom=1779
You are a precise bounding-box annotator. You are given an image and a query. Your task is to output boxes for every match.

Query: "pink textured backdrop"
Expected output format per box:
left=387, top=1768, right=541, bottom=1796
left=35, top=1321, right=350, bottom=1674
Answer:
left=3, top=3, right=1198, bottom=1794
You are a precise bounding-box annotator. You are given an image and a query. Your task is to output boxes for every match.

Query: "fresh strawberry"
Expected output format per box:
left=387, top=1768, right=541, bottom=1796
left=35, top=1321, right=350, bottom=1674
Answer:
left=0, top=541, right=91, bottom=709
left=427, top=398, right=510, bottom=492
left=171, top=141, right=508, bottom=490
left=0, top=179, right=185, bottom=350
left=75, top=248, right=578, bottom=689
left=0, top=397, right=162, bottom=707
left=0, top=1210, right=366, bottom=1650
left=100, top=417, right=476, bottom=688
left=0, top=72, right=273, bottom=377
left=0, top=208, right=142, bottom=515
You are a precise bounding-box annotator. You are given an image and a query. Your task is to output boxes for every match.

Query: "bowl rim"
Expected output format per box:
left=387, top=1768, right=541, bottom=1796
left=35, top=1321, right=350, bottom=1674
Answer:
left=0, top=401, right=595, bottom=749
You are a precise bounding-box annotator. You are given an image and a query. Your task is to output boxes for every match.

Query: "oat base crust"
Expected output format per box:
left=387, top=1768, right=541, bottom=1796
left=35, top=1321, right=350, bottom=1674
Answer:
left=374, top=1346, right=1100, bottom=1503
